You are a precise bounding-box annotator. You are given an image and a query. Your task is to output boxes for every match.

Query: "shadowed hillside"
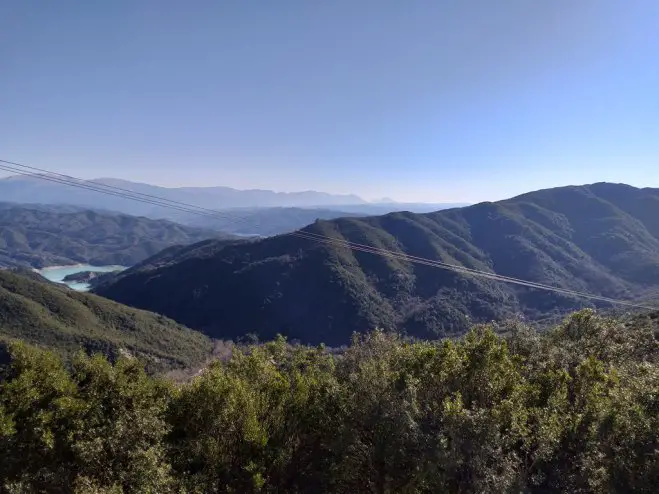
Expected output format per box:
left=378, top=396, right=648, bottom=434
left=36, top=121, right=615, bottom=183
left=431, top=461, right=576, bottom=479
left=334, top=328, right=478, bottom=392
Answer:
left=96, top=183, right=659, bottom=345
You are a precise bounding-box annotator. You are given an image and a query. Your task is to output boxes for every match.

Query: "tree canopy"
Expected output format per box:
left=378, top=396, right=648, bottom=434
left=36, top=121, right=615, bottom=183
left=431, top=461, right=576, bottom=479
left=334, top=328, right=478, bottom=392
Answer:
left=1, top=309, right=657, bottom=493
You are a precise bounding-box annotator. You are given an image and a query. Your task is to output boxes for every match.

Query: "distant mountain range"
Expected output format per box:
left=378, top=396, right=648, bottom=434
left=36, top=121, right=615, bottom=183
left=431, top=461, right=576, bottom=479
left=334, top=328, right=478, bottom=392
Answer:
left=0, top=175, right=364, bottom=213
left=0, top=203, right=223, bottom=268
left=183, top=207, right=365, bottom=236
left=317, top=202, right=470, bottom=215
left=0, top=269, right=211, bottom=372
left=168, top=204, right=470, bottom=236
left=96, top=183, right=659, bottom=345
left=0, top=175, right=466, bottom=222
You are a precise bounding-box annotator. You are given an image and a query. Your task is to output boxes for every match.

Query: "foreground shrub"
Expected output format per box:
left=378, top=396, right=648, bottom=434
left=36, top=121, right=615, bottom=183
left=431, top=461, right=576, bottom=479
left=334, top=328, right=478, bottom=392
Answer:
left=1, top=310, right=657, bottom=493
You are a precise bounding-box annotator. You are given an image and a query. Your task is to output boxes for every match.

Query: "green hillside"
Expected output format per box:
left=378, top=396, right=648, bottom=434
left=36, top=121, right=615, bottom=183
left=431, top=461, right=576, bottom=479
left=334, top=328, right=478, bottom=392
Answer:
left=0, top=203, right=224, bottom=268
left=96, top=183, right=659, bottom=345
left=0, top=270, right=212, bottom=371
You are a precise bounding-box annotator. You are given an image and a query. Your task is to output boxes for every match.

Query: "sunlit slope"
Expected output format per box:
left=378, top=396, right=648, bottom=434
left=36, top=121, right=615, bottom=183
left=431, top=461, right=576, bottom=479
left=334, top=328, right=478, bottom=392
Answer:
left=0, top=270, right=212, bottom=371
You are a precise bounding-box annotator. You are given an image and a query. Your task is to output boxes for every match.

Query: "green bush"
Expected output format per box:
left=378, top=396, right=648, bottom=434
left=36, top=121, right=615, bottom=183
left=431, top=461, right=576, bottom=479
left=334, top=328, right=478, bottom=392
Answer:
left=1, top=310, right=657, bottom=493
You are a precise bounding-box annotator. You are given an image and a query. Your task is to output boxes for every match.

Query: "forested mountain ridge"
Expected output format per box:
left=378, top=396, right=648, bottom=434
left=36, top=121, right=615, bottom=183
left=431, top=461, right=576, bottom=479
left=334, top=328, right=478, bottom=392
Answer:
left=0, top=204, right=224, bottom=268
left=0, top=270, right=211, bottom=371
left=96, top=183, right=659, bottom=345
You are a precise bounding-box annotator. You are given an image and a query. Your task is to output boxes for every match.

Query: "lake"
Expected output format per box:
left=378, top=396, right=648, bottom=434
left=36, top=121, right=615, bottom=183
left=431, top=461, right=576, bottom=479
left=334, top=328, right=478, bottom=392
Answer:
left=37, top=264, right=127, bottom=291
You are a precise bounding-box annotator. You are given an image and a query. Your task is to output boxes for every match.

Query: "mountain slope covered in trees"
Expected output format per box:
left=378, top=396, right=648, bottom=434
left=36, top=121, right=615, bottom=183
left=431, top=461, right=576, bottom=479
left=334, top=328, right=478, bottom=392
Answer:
left=0, top=203, right=223, bottom=268
left=0, top=270, right=211, bottom=371
left=96, top=183, right=659, bottom=345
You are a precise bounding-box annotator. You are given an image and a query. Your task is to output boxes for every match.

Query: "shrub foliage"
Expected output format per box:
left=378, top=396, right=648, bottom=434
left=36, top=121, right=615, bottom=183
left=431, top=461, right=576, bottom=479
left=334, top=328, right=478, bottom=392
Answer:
left=1, top=310, right=658, bottom=493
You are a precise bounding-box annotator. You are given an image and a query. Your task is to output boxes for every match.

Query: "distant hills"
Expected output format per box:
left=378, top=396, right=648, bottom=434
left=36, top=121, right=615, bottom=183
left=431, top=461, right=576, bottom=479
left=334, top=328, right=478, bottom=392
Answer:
left=326, top=202, right=470, bottom=215
left=0, top=175, right=466, bottom=225
left=0, top=175, right=366, bottom=215
left=0, top=203, right=223, bottom=268
left=96, top=183, right=659, bottom=345
left=184, top=207, right=363, bottom=236
left=161, top=205, right=469, bottom=236
left=0, top=269, right=211, bottom=372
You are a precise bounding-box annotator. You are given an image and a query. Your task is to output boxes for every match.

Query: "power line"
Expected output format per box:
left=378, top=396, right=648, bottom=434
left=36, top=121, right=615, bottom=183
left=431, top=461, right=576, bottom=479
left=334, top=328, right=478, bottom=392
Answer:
left=7, top=154, right=611, bottom=306
left=295, top=230, right=646, bottom=306
left=289, top=231, right=657, bottom=310
left=1, top=158, right=656, bottom=311
left=0, top=160, right=340, bottom=235
left=0, top=162, right=261, bottom=230
left=1, top=158, right=263, bottom=227
left=1, top=160, right=652, bottom=310
left=5, top=158, right=623, bottom=307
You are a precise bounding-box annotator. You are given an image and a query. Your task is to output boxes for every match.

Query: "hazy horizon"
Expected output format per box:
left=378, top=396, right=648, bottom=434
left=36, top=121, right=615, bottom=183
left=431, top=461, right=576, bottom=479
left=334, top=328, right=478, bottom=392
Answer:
left=4, top=171, right=655, bottom=208
left=2, top=1, right=659, bottom=203
left=0, top=172, right=470, bottom=205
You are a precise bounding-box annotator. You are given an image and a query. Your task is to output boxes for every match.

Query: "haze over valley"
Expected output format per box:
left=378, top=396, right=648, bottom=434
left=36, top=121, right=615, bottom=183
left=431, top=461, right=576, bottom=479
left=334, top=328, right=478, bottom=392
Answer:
left=0, top=175, right=467, bottom=235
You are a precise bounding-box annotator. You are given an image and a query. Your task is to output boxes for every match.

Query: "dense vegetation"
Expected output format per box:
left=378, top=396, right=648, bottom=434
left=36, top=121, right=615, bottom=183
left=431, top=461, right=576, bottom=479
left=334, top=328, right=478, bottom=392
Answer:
left=98, top=183, right=659, bottom=345
left=1, top=309, right=657, bottom=492
left=0, top=203, right=222, bottom=268
left=0, top=270, right=211, bottom=372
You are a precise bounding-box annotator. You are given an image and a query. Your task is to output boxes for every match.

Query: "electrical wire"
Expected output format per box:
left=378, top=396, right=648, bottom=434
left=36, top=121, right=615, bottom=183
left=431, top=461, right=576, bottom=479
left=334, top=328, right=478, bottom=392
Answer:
left=0, top=158, right=264, bottom=229
left=294, top=230, right=650, bottom=307
left=289, top=231, right=657, bottom=310
left=0, top=162, right=260, bottom=230
left=1, top=158, right=656, bottom=311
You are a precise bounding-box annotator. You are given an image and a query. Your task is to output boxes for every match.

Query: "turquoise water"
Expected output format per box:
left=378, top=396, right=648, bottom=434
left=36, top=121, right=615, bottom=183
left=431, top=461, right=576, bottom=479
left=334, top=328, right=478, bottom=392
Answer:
left=37, top=264, right=126, bottom=291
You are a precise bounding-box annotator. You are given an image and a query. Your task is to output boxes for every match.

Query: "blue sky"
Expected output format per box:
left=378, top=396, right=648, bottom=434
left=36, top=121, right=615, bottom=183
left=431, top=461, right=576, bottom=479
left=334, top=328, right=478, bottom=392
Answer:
left=2, top=1, right=659, bottom=203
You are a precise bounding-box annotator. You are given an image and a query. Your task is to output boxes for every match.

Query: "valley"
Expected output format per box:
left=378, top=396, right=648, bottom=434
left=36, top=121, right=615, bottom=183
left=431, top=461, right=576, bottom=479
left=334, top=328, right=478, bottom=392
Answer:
left=0, top=203, right=224, bottom=269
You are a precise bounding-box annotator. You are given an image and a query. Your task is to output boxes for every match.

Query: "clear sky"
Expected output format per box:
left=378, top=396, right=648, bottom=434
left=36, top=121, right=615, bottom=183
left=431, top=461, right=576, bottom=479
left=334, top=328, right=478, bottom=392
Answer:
left=2, top=1, right=659, bottom=203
